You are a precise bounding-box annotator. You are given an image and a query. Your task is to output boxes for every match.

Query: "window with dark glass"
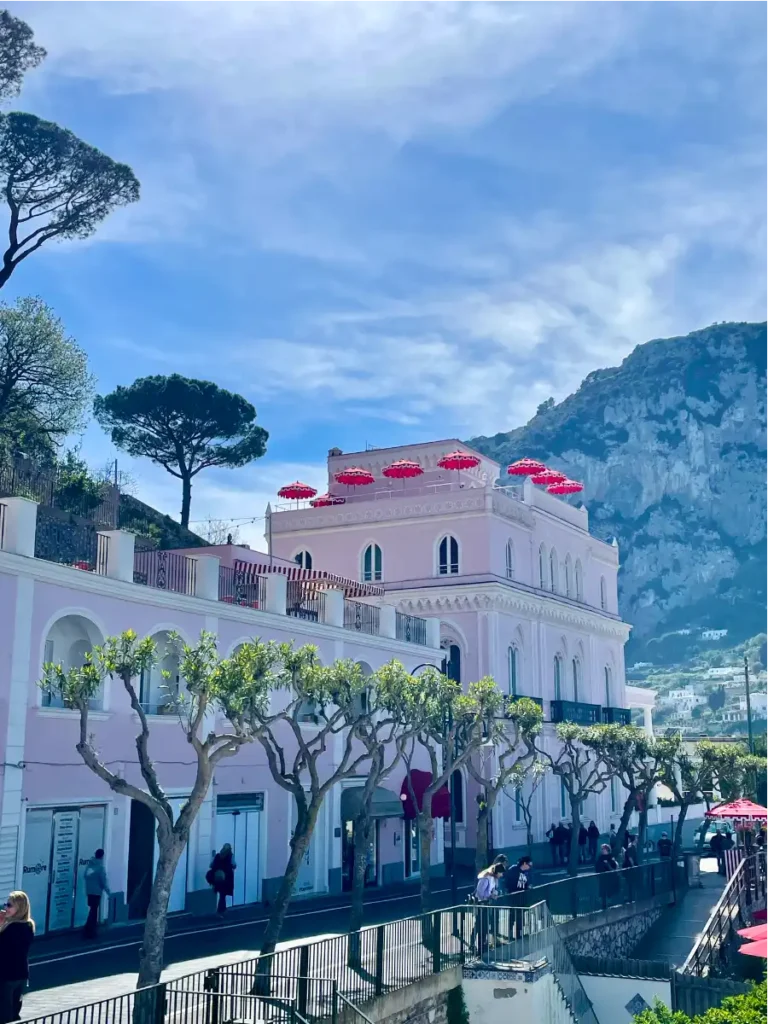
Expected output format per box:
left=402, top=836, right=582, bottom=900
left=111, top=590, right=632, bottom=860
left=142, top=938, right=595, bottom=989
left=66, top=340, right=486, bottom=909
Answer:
left=295, top=550, right=312, bottom=570
left=363, top=543, right=382, bottom=582
left=438, top=535, right=459, bottom=575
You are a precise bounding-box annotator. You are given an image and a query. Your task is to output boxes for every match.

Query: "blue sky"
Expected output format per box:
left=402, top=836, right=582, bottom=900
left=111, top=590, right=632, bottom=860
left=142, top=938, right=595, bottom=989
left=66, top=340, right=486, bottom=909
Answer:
left=4, top=1, right=766, bottom=543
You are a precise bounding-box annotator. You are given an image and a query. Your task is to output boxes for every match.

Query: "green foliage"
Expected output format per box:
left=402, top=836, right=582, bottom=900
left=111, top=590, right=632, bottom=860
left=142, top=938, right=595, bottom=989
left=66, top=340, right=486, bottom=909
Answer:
left=0, top=296, right=94, bottom=448
left=94, top=374, right=269, bottom=528
left=53, top=450, right=107, bottom=515
left=446, top=987, right=471, bottom=1024
left=0, top=113, right=140, bottom=289
left=709, top=687, right=727, bottom=711
left=0, top=10, right=46, bottom=101
left=634, top=981, right=767, bottom=1024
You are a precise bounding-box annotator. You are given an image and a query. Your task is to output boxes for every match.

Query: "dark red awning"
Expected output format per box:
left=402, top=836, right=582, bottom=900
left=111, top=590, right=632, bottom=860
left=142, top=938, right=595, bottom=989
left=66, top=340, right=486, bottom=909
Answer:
left=400, top=769, right=451, bottom=820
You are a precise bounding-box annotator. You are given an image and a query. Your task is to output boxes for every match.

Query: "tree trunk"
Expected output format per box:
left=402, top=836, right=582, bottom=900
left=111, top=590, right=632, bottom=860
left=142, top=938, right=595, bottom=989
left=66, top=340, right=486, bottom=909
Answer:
left=259, top=807, right=318, bottom=959
left=418, top=812, right=433, bottom=913
left=613, top=793, right=636, bottom=855
left=673, top=801, right=689, bottom=857
left=526, top=824, right=533, bottom=853
left=637, top=805, right=649, bottom=864
left=568, top=803, right=581, bottom=877
left=136, top=841, right=184, bottom=988
left=180, top=474, right=192, bottom=530
left=475, top=802, right=490, bottom=874
left=348, top=813, right=371, bottom=966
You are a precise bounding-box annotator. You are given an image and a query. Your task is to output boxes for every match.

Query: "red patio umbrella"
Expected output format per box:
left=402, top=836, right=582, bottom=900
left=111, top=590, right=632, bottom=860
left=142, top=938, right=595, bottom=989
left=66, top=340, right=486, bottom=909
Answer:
left=277, top=481, right=318, bottom=507
left=738, top=938, right=767, bottom=958
left=530, top=468, right=567, bottom=486
left=507, top=458, right=546, bottom=477
left=706, top=799, right=768, bottom=820
left=438, top=449, right=480, bottom=487
left=309, top=493, right=346, bottom=507
left=547, top=479, right=584, bottom=495
left=382, top=459, right=423, bottom=490
left=738, top=924, right=768, bottom=941
left=335, top=467, right=375, bottom=493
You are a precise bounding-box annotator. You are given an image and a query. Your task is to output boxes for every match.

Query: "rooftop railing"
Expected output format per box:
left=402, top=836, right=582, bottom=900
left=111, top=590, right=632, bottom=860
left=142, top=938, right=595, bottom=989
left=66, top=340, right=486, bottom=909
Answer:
left=218, top=565, right=266, bottom=609
left=33, top=513, right=110, bottom=575
left=286, top=579, right=326, bottom=622
left=550, top=699, right=602, bottom=725
left=344, top=600, right=380, bottom=636
left=602, top=706, right=632, bottom=725
left=133, top=547, right=197, bottom=595
left=395, top=611, right=427, bottom=645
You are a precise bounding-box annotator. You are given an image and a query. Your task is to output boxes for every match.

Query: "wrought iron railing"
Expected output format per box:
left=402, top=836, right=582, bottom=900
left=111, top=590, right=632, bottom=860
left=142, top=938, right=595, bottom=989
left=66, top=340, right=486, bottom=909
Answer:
left=344, top=600, right=380, bottom=636
left=550, top=699, right=602, bottom=725
left=0, top=455, right=119, bottom=526
left=602, top=706, right=632, bottom=725
left=133, top=548, right=197, bottom=595
left=218, top=565, right=266, bottom=608
left=681, top=852, right=767, bottom=977
left=286, top=580, right=325, bottom=622
left=395, top=612, right=427, bottom=645
left=33, top=513, right=110, bottom=575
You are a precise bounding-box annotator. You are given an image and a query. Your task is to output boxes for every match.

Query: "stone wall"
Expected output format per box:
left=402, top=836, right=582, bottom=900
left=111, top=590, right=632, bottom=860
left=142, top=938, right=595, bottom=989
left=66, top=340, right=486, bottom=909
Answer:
left=559, top=895, right=669, bottom=959
left=336, top=967, right=462, bottom=1024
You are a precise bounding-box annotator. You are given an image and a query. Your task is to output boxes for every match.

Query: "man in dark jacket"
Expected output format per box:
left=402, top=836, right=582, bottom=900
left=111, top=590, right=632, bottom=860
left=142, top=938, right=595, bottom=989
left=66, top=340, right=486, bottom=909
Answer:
left=546, top=823, right=558, bottom=866
left=657, top=832, right=673, bottom=859
left=623, top=834, right=638, bottom=869
left=505, top=856, right=533, bottom=895
left=587, top=821, right=600, bottom=860
left=595, top=844, right=619, bottom=906
left=553, top=823, right=568, bottom=866
left=710, top=829, right=725, bottom=874
left=578, top=825, right=589, bottom=863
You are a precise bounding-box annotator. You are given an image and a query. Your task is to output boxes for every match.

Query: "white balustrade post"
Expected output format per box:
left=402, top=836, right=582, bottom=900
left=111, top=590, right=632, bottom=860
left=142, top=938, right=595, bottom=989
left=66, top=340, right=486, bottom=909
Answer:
left=98, top=530, right=136, bottom=582
left=321, top=589, right=344, bottom=628
left=426, top=618, right=441, bottom=650
left=265, top=573, right=287, bottom=615
left=0, top=497, right=38, bottom=557
left=193, top=555, right=220, bottom=601
left=379, top=605, right=396, bottom=640
left=643, top=705, right=654, bottom=738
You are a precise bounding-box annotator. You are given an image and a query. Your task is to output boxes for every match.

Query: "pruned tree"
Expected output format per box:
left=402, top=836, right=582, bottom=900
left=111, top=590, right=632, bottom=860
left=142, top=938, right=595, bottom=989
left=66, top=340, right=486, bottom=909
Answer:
left=466, top=696, right=543, bottom=872
left=199, top=518, right=241, bottom=546
left=535, top=723, right=616, bottom=876
left=0, top=112, right=140, bottom=288
left=44, top=630, right=276, bottom=988
left=0, top=10, right=46, bottom=102
left=0, top=296, right=93, bottom=452
left=505, top=759, right=549, bottom=855
left=383, top=669, right=503, bottom=912
left=94, top=375, right=269, bottom=529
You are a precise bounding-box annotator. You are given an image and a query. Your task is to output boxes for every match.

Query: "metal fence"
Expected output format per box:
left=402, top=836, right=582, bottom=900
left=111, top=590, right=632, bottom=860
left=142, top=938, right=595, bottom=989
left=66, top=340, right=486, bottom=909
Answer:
left=550, top=700, right=602, bottom=725
left=0, top=457, right=119, bottom=527
left=670, top=972, right=751, bottom=1017
left=395, top=612, right=427, bottom=645
left=133, top=548, right=197, bottom=595
left=344, top=600, right=380, bottom=636
left=286, top=580, right=326, bottom=622
left=33, top=514, right=110, bottom=575
left=218, top=566, right=266, bottom=609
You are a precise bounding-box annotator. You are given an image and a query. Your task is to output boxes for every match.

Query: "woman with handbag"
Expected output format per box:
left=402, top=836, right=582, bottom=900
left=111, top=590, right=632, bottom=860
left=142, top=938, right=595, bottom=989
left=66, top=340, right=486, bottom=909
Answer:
left=207, top=844, right=236, bottom=915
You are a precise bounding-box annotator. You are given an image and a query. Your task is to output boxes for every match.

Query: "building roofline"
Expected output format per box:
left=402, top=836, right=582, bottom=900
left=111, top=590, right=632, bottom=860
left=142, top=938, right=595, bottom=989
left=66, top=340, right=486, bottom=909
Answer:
left=329, top=439, right=500, bottom=467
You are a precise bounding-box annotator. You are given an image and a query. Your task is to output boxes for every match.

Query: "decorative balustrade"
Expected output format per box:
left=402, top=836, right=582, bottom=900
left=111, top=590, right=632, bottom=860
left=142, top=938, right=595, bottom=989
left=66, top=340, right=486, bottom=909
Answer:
left=602, top=706, right=632, bottom=725
left=133, top=548, right=197, bottom=595
left=286, top=579, right=326, bottom=622
left=344, top=599, right=380, bottom=636
left=395, top=611, right=427, bottom=645
left=550, top=699, right=602, bottom=725
left=218, top=565, right=265, bottom=608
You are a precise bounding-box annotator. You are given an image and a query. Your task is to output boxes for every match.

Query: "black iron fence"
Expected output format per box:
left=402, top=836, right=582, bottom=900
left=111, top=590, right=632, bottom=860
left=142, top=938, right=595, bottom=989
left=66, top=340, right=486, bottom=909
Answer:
left=33, top=514, right=110, bottom=575
left=550, top=699, right=602, bottom=725
left=395, top=612, right=427, bottom=645
left=219, top=565, right=266, bottom=609
left=133, top=548, right=197, bottom=595
left=602, top=706, right=632, bottom=725
left=286, top=580, right=326, bottom=622
left=0, top=456, right=119, bottom=527
left=344, top=600, right=380, bottom=636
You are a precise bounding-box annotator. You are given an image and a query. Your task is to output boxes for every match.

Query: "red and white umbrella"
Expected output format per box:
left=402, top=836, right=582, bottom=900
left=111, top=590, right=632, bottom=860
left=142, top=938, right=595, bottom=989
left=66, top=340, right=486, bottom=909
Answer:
left=309, top=493, right=346, bottom=508
left=383, top=459, right=423, bottom=489
left=706, top=799, right=768, bottom=821
left=438, top=450, right=480, bottom=487
left=530, top=468, right=567, bottom=486
left=547, top=479, right=584, bottom=496
left=277, top=481, right=318, bottom=507
left=335, top=467, right=376, bottom=492
left=507, top=458, right=546, bottom=477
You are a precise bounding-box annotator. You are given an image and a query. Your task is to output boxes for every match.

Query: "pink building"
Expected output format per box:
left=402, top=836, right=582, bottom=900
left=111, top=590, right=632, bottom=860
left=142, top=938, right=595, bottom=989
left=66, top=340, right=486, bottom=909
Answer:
left=268, top=440, right=650, bottom=865
left=0, top=497, right=442, bottom=935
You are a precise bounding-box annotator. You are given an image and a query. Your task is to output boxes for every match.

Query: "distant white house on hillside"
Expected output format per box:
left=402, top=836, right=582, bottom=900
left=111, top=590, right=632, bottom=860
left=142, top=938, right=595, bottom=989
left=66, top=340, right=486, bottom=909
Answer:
left=702, top=629, right=728, bottom=640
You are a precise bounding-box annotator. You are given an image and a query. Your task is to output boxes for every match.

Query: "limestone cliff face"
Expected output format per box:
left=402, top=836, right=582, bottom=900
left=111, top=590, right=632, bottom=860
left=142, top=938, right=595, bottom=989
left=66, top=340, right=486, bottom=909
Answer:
left=469, top=322, right=766, bottom=664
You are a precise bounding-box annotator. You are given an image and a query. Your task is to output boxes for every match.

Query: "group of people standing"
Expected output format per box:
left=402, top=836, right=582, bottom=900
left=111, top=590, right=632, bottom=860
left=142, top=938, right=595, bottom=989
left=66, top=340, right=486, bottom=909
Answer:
left=546, top=820, right=602, bottom=865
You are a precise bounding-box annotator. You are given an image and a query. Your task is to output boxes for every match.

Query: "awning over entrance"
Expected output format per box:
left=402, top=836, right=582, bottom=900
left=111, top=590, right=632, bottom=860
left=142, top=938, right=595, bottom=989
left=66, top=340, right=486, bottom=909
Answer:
left=399, top=769, right=451, bottom=820
left=341, top=786, right=404, bottom=821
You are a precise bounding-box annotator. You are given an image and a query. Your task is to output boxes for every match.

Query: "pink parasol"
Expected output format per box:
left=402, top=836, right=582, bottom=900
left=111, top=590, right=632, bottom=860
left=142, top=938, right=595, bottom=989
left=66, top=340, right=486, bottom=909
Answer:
left=737, top=924, right=768, bottom=941
left=738, top=938, right=767, bottom=958
left=530, top=468, right=566, bottom=486
left=706, top=799, right=768, bottom=820
left=507, top=458, right=546, bottom=477
left=547, top=479, right=584, bottom=495
left=382, top=459, right=423, bottom=480
left=335, top=467, right=375, bottom=493
left=309, top=493, right=346, bottom=507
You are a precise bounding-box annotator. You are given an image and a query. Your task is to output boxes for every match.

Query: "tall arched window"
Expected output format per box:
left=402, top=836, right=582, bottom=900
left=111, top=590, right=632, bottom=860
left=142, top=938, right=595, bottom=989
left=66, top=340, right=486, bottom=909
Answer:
left=362, top=543, right=382, bottom=582
left=442, top=641, right=462, bottom=684
left=295, top=550, right=312, bottom=570
left=505, top=539, right=515, bottom=580
left=564, top=555, right=573, bottom=598
left=604, top=666, right=612, bottom=706
left=550, top=548, right=559, bottom=593
left=600, top=576, right=607, bottom=611
left=508, top=646, right=518, bottom=696
left=438, top=535, right=459, bottom=575
left=539, top=544, right=548, bottom=589
left=575, top=560, right=583, bottom=601
left=554, top=655, right=563, bottom=701
left=571, top=658, right=580, bottom=702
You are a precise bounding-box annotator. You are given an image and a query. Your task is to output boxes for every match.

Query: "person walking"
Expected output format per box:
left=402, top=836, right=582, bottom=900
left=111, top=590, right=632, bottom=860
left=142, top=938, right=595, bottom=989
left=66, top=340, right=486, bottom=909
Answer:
left=207, top=843, right=236, bottom=915
left=472, top=863, right=504, bottom=957
left=546, top=823, right=558, bottom=867
left=554, top=822, right=568, bottom=866
left=587, top=821, right=600, bottom=861
left=622, top=834, right=638, bottom=869
left=595, top=844, right=619, bottom=907
left=710, top=828, right=725, bottom=875
left=0, top=891, right=34, bottom=1024
left=504, top=857, right=533, bottom=940
left=83, top=849, right=110, bottom=940
left=657, top=832, right=673, bottom=859
left=578, top=825, right=588, bottom=864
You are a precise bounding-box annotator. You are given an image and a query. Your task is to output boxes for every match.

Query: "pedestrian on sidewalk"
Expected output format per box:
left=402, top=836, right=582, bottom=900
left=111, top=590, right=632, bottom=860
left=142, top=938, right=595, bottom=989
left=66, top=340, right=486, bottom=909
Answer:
left=595, top=845, right=619, bottom=907
left=578, top=825, right=588, bottom=864
left=546, top=823, right=558, bottom=866
left=710, top=828, right=725, bottom=875
left=622, top=834, right=638, bottom=869
left=656, top=832, right=673, bottom=859
left=208, top=844, right=236, bottom=915
left=83, top=849, right=110, bottom=941
left=555, top=822, right=569, bottom=866
left=587, top=821, right=600, bottom=861
left=0, top=891, right=34, bottom=1024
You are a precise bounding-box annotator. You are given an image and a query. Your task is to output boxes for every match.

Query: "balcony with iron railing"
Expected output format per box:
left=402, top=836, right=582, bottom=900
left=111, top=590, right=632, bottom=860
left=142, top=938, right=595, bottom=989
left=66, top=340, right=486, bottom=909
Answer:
left=344, top=599, right=380, bottom=636
left=550, top=700, right=602, bottom=725
left=218, top=565, right=266, bottom=609
left=133, top=547, right=197, bottom=595
left=286, top=579, right=326, bottom=622
left=395, top=611, right=427, bottom=645
left=602, top=706, right=632, bottom=726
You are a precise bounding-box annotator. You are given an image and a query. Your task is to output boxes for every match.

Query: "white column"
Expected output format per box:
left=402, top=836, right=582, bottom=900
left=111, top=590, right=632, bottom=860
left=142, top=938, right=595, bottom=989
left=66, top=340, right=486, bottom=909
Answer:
left=643, top=706, right=654, bottom=738
left=0, top=497, right=38, bottom=557
left=379, top=605, right=396, bottom=640
left=192, top=555, right=220, bottom=601
left=426, top=618, right=441, bottom=650
left=98, top=530, right=135, bottom=582
left=322, top=589, right=344, bottom=628
left=264, top=573, right=287, bottom=615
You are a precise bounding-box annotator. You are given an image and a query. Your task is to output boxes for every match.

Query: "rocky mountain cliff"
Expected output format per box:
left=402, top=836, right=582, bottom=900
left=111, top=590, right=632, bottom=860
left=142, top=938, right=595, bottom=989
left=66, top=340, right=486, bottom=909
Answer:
left=469, top=322, right=766, bottom=666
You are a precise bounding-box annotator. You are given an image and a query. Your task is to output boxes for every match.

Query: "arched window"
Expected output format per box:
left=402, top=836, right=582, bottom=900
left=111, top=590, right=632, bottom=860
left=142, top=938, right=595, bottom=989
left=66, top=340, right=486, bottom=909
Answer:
left=571, top=658, right=580, bottom=702
left=42, top=615, right=104, bottom=710
left=442, top=641, right=462, bottom=684
left=505, top=540, right=515, bottom=579
left=508, top=646, right=518, bottom=696
left=295, top=550, right=312, bottom=570
left=554, top=655, right=563, bottom=701
left=600, top=576, right=607, bottom=611
left=575, top=560, right=583, bottom=601
left=452, top=769, right=464, bottom=824
left=539, top=544, right=548, bottom=589
left=604, top=666, right=612, bottom=706
left=550, top=548, right=559, bottom=593
left=564, top=555, right=573, bottom=598
left=362, top=543, right=382, bottom=582
left=438, top=535, right=459, bottom=575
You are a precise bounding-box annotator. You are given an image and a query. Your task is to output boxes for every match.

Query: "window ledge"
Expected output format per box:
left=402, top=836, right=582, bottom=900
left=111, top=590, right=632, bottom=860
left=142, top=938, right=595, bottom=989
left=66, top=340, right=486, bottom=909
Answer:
left=36, top=708, right=109, bottom=721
